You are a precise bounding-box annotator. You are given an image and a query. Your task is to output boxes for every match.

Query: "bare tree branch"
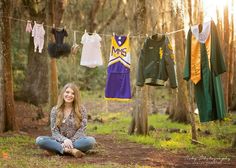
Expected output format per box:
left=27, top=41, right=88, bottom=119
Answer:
left=88, top=0, right=102, bottom=32
left=97, top=1, right=122, bottom=32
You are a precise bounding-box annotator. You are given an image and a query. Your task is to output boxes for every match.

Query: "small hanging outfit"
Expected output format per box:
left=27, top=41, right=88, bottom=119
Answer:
left=71, top=31, right=80, bottom=55
left=48, top=28, right=71, bottom=58
left=136, top=34, right=177, bottom=88
left=25, top=20, right=32, bottom=33
left=183, top=20, right=226, bottom=122
left=80, top=32, right=103, bottom=68
left=32, top=21, right=45, bottom=53
left=105, top=34, right=131, bottom=101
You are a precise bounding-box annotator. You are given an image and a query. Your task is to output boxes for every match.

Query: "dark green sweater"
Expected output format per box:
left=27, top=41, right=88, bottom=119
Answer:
left=136, top=35, right=177, bottom=88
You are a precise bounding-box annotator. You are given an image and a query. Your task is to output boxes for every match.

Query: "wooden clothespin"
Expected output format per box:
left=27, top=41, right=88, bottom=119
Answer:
left=85, top=29, right=87, bottom=33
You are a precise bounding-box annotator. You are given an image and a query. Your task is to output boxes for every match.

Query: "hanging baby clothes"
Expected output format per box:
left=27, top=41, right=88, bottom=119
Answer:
left=48, top=28, right=71, bottom=58
left=25, top=20, right=32, bottom=33
left=136, top=34, right=177, bottom=88
left=80, top=32, right=103, bottom=68
left=32, top=21, right=45, bottom=53
left=183, top=20, right=226, bottom=122
left=71, top=31, right=80, bottom=55
left=105, top=34, right=131, bottom=101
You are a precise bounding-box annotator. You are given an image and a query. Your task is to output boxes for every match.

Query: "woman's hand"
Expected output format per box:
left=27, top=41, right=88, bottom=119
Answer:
left=62, top=139, right=73, bottom=148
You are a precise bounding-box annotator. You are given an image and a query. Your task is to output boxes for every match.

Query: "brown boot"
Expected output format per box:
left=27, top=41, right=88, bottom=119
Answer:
left=64, top=148, right=85, bottom=158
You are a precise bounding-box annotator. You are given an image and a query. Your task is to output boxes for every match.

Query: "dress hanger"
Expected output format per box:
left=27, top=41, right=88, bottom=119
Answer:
left=53, top=23, right=64, bottom=31
left=151, top=33, right=163, bottom=40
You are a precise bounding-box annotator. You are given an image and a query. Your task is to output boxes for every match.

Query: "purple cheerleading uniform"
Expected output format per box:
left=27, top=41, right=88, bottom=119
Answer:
left=105, top=35, right=131, bottom=101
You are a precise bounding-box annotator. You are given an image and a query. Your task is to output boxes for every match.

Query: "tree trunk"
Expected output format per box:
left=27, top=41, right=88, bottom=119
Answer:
left=97, top=1, right=123, bottom=32
left=48, top=0, right=67, bottom=108
left=2, top=0, right=18, bottom=131
left=230, top=48, right=236, bottom=111
left=186, top=0, right=197, bottom=141
left=228, top=0, right=235, bottom=110
left=168, top=1, right=191, bottom=123
left=50, top=59, right=58, bottom=107
left=88, top=0, right=101, bottom=32
left=22, top=0, right=49, bottom=105
left=222, top=1, right=229, bottom=111
left=216, top=7, right=223, bottom=41
left=48, top=0, right=58, bottom=108
left=0, top=0, right=6, bottom=132
left=231, top=52, right=236, bottom=110
left=230, top=0, right=236, bottom=148
left=128, top=0, right=148, bottom=135
left=232, top=136, right=236, bottom=148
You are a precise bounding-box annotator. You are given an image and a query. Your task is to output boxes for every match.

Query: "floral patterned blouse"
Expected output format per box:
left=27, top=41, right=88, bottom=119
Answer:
left=50, top=105, right=87, bottom=143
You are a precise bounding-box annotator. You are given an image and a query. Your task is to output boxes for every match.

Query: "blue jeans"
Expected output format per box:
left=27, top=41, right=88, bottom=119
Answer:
left=35, top=136, right=96, bottom=154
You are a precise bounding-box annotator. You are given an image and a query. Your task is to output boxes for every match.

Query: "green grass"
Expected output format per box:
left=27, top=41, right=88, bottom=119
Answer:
left=0, top=134, right=128, bottom=168
left=0, top=135, right=127, bottom=168
left=81, top=90, right=104, bottom=101
left=88, top=112, right=130, bottom=135
left=0, top=111, right=235, bottom=167
left=88, top=112, right=236, bottom=158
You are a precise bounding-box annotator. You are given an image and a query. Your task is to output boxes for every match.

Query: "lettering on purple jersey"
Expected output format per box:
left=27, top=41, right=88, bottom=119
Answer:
left=112, top=46, right=127, bottom=57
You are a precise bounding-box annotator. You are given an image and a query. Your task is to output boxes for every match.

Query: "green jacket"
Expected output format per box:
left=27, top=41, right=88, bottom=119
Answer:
left=183, top=21, right=226, bottom=122
left=136, top=35, right=177, bottom=88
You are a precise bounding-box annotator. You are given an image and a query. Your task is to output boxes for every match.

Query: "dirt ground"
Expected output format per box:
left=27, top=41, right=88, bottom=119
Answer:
left=15, top=101, right=236, bottom=168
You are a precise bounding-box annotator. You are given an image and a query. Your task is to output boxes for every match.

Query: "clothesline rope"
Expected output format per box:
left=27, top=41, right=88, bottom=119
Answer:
left=0, top=0, right=218, bottom=38
left=2, top=15, right=185, bottom=38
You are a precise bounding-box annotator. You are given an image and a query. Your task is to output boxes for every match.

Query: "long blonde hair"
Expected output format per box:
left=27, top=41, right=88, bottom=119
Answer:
left=55, top=83, right=82, bottom=128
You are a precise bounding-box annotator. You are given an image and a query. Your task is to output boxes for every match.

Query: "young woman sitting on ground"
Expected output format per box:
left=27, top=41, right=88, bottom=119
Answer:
left=36, top=83, right=96, bottom=157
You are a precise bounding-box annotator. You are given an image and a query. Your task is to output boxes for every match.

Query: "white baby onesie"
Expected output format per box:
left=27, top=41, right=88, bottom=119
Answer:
left=32, top=22, right=45, bottom=53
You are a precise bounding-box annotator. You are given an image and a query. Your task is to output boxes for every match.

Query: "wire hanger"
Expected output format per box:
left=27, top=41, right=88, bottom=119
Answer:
left=34, top=20, right=44, bottom=25
left=127, top=31, right=130, bottom=36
